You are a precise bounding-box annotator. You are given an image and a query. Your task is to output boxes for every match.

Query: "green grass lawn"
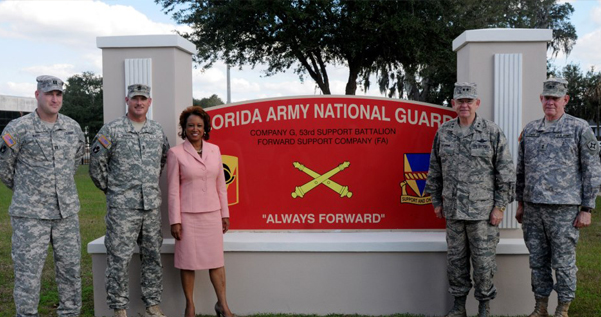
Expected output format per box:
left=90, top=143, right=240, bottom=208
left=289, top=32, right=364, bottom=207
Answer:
left=0, top=166, right=600, bottom=316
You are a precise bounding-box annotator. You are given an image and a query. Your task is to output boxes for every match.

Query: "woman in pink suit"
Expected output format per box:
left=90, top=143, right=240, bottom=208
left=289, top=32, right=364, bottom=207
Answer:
left=167, top=106, right=235, bottom=317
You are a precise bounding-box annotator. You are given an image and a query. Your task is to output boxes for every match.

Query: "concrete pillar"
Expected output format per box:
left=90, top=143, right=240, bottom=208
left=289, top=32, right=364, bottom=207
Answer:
left=453, top=28, right=552, bottom=229
left=453, top=28, right=551, bottom=123
left=97, top=34, right=196, bottom=235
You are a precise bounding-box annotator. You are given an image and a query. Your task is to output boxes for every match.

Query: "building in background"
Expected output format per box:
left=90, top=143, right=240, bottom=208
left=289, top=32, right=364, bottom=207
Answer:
left=0, top=95, right=36, bottom=132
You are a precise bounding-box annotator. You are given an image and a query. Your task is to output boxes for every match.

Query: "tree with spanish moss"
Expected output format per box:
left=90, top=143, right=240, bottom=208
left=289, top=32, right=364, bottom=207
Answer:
left=157, top=0, right=576, bottom=104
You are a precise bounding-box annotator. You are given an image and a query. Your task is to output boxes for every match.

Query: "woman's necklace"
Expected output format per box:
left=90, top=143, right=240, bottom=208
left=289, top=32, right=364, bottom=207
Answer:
left=193, top=142, right=203, bottom=155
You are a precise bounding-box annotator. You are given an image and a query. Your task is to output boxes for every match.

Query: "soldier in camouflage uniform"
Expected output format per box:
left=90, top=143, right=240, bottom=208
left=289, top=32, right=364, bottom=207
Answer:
left=89, top=84, right=170, bottom=317
left=0, top=75, right=84, bottom=317
left=425, top=83, right=515, bottom=317
left=515, top=78, right=601, bottom=317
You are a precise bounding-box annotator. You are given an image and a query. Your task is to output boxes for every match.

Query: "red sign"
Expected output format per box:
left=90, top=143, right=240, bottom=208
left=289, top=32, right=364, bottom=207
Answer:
left=207, top=96, right=456, bottom=230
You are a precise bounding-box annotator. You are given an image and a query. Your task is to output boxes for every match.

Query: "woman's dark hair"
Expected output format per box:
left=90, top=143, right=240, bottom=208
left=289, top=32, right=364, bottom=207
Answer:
left=178, top=106, right=211, bottom=140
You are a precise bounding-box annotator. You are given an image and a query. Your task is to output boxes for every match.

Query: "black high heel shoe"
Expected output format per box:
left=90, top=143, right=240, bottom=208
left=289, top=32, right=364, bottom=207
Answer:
left=215, top=303, right=236, bottom=317
left=214, top=303, right=225, bottom=317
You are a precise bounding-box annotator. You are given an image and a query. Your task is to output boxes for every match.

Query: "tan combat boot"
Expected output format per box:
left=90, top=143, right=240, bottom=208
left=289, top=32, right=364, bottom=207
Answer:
left=145, top=305, right=167, bottom=317
left=445, top=296, right=467, bottom=317
left=554, top=301, right=571, bottom=317
left=114, top=309, right=127, bottom=317
left=528, top=297, right=549, bottom=317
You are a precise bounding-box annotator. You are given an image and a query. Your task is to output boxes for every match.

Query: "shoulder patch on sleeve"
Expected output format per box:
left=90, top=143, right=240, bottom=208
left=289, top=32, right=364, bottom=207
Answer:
left=582, top=129, right=599, bottom=153
left=587, top=140, right=598, bottom=152
left=2, top=133, right=16, bottom=147
left=98, top=135, right=112, bottom=149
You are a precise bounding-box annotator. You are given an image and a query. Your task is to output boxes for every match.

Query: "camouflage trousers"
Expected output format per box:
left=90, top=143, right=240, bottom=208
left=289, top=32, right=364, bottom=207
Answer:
left=522, top=203, right=579, bottom=302
left=11, top=215, right=82, bottom=317
left=105, top=207, right=163, bottom=310
left=446, top=219, right=500, bottom=301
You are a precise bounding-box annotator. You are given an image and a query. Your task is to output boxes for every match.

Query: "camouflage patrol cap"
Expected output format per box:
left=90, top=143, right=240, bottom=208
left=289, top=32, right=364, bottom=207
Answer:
left=453, top=82, right=478, bottom=99
left=36, top=75, right=64, bottom=93
left=542, top=78, right=568, bottom=97
left=127, top=84, right=151, bottom=99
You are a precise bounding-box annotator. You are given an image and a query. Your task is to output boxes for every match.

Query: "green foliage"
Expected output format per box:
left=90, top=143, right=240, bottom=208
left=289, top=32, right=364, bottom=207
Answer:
left=559, top=64, right=601, bottom=127
left=61, top=72, right=104, bottom=139
left=562, top=64, right=589, bottom=120
left=583, top=70, right=601, bottom=137
left=193, top=94, right=225, bottom=108
left=156, top=0, right=577, bottom=104
left=367, top=0, right=577, bottom=104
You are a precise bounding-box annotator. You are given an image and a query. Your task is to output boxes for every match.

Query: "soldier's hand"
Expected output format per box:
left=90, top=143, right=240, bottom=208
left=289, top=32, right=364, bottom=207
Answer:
left=222, top=217, right=230, bottom=233
left=434, top=206, right=443, bottom=218
left=171, top=223, right=182, bottom=240
left=515, top=201, right=524, bottom=224
left=490, top=207, right=504, bottom=226
left=574, top=211, right=592, bottom=228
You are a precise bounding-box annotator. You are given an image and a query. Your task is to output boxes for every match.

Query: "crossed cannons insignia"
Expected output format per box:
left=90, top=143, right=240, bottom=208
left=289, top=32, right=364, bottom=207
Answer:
left=291, top=161, right=352, bottom=198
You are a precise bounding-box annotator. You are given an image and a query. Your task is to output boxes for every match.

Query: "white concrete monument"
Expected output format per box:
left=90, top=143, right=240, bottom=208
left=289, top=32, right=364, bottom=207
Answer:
left=89, top=29, right=552, bottom=317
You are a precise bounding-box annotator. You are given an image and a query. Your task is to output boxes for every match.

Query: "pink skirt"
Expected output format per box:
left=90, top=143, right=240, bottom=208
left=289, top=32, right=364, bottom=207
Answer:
left=174, top=210, right=224, bottom=270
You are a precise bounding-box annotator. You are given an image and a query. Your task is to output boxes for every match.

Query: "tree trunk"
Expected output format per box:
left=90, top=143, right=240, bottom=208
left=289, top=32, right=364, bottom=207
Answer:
left=318, top=81, right=331, bottom=95
left=294, top=50, right=331, bottom=94
left=345, top=62, right=360, bottom=95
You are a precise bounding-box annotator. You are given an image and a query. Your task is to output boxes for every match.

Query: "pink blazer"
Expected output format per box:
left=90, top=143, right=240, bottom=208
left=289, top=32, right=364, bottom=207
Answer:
left=167, top=139, right=229, bottom=225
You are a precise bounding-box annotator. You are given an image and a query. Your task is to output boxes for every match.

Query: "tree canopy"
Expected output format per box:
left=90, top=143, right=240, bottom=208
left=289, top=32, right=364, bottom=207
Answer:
left=557, top=64, right=601, bottom=133
left=193, top=94, right=225, bottom=108
left=157, top=0, right=577, bottom=104
left=60, top=72, right=104, bottom=139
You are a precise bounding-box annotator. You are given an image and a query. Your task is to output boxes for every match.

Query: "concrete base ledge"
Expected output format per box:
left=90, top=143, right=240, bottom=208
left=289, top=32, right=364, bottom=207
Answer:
left=88, top=231, right=537, bottom=317
left=88, top=231, right=529, bottom=254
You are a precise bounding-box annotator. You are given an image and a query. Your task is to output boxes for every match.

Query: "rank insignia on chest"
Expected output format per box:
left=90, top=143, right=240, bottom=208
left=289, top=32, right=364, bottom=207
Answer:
left=98, top=135, right=111, bottom=149
left=2, top=133, right=16, bottom=147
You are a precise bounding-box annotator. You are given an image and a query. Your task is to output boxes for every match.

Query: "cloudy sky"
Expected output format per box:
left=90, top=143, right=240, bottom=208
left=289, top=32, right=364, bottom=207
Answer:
left=0, top=0, right=600, bottom=103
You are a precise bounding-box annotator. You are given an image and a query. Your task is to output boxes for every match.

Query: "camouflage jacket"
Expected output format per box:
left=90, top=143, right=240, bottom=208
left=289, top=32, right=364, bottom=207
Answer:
left=517, top=113, right=601, bottom=208
left=425, top=115, right=516, bottom=220
left=0, top=111, right=84, bottom=219
left=89, top=116, right=169, bottom=210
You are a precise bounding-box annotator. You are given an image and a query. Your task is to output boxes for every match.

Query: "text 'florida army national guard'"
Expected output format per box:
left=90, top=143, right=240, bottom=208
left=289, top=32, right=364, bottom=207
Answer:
left=0, top=75, right=85, bottom=317
left=425, top=82, right=515, bottom=317
left=89, top=84, right=170, bottom=317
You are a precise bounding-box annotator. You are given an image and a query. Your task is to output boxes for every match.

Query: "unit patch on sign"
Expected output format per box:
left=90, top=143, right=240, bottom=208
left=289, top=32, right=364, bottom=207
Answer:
left=399, top=153, right=432, bottom=205
left=222, top=155, right=239, bottom=206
